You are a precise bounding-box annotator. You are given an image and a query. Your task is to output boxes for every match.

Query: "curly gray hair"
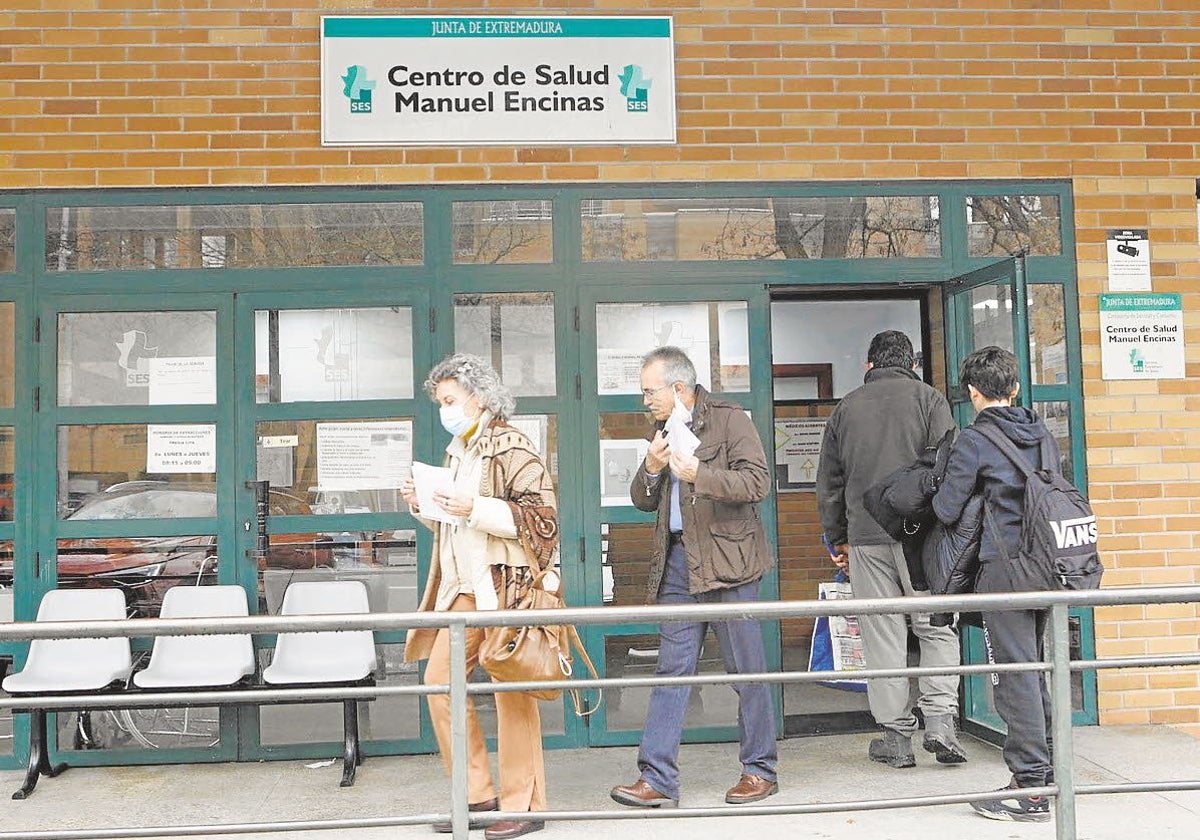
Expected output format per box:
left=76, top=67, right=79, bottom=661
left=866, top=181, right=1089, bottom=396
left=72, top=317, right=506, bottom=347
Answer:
left=423, top=353, right=516, bottom=421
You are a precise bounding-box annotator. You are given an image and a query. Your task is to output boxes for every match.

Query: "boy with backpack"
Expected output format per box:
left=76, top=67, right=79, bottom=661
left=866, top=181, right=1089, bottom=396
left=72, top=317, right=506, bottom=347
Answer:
left=933, top=346, right=1100, bottom=823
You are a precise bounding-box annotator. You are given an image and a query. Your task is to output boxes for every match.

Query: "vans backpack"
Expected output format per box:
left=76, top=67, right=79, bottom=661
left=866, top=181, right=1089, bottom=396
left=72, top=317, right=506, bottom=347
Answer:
left=972, top=423, right=1104, bottom=592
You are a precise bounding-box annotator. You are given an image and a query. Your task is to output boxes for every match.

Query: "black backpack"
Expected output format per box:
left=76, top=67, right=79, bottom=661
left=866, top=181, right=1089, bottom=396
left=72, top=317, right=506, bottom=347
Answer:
left=972, top=424, right=1104, bottom=592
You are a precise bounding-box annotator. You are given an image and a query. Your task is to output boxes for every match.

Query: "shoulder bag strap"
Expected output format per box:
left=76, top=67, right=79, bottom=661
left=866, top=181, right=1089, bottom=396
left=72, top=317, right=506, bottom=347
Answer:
left=970, top=423, right=1035, bottom=479
left=564, top=625, right=602, bottom=718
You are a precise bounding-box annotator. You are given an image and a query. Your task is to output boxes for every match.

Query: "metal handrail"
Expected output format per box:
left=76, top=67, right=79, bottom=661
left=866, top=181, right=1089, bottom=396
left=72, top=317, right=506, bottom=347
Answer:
left=1, top=584, right=1198, bottom=840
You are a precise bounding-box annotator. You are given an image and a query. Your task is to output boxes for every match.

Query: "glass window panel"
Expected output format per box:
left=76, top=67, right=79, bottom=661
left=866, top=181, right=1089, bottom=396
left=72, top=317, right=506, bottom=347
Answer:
left=0, top=302, right=12, bottom=407
left=771, top=300, right=923, bottom=399
left=452, top=200, right=553, bottom=264
left=254, top=307, right=414, bottom=403
left=255, top=418, right=412, bottom=513
left=45, top=203, right=423, bottom=271
left=453, top=293, right=557, bottom=397
left=599, top=413, right=653, bottom=508
left=57, top=311, right=217, bottom=407
left=0, top=427, right=11, bottom=522
left=65, top=704, right=223, bottom=752
left=260, top=644, right=423, bottom=744
left=602, top=632, right=739, bottom=732
left=969, top=284, right=1016, bottom=354
left=58, top=424, right=217, bottom=519
left=596, top=301, right=749, bottom=395
left=582, top=196, right=941, bottom=262
left=55, top=536, right=218, bottom=619
left=1030, top=284, right=1068, bottom=385
left=600, top=521, right=655, bottom=606
left=257, top=531, right=417, bottom=616
left=966, top=195, right=1062, bottom=257
left=1035, top=401, right=1074, bottom=480
left=0, top=209, right=13, bottom=273
left=510, top=414, right=558, bottom=492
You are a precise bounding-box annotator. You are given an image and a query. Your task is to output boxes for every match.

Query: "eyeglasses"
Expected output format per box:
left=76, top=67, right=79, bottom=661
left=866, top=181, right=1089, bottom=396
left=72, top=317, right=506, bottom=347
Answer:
left=641, top=384, right=674, bottom=399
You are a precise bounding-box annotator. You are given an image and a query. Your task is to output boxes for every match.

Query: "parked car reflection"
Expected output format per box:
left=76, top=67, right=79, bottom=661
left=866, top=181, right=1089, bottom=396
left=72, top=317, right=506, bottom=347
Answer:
left=0, top=481, right=333, bottom=618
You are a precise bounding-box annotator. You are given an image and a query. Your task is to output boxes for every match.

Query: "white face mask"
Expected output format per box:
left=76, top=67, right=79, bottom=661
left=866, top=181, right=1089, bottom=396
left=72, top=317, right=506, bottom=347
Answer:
left=439, top=402, right=477, bottom=436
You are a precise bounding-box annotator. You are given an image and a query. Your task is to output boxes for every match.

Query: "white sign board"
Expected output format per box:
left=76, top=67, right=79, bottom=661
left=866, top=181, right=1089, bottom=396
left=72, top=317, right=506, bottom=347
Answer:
left=1106, top=229, right=1152, bottom=292
left=147, top=356, right=217, bottom=405
left=147, top=424, right=216, bottom=474
left=316, top=420, right=414, bottom=491
left=774, top=418, right=826, bottom=487
left=321, top=15, right=676, bottom=146
left=1100, top=293, right=1185, bottom=380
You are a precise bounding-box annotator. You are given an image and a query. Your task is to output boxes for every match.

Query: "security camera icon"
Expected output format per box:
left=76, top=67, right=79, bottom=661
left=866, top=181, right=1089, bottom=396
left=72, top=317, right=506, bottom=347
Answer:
left=1116, top=242, right=1139, bottom=258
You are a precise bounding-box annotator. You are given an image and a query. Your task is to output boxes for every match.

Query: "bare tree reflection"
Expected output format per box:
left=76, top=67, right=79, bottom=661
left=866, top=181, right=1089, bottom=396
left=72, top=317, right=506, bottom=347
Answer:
left=45, top=203, right=425, bottom=271
left=967, top=195, right=1061, bottom=257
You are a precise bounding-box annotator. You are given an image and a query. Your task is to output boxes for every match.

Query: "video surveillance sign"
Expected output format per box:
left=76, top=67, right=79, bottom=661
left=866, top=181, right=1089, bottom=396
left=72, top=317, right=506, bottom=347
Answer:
left=1106, top=229, right=1151, bottom=291
left=321, top=16, right=676, bottom=146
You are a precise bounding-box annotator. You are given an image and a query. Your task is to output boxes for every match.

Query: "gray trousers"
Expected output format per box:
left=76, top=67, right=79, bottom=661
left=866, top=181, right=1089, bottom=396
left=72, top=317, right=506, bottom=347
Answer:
left=982, top=607, right=1053, bottom=787
left=849, top=543, right=960, bottom=736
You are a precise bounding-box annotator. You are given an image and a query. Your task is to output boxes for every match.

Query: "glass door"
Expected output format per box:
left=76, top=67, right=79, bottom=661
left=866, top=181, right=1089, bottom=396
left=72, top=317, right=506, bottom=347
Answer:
left=0, top=279, right=28, bottom=770
left=444, top=287, right=582, bottom=747
left=233, top=289, right=434, bottom=761
left=577, top=284, right=779, bottom=745
left=36, top=293, right=238, bottom=764
left=943, top=257, right=1097, bottom=739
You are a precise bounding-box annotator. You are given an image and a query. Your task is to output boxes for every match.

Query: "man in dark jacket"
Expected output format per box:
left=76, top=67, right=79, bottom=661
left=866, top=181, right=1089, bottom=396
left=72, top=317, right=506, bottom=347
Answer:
left=934, top=346, right=1058, bottom=823
left=816, top=330, right=966, bottom=768
left=611, top=346, right=778, bottom=809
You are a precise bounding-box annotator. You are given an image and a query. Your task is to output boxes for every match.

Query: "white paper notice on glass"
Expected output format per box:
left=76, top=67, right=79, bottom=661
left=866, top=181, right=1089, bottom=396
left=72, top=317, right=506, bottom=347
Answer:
left=316, top=420, right=413, bottom=491
left=410, top=461, right=461, bottom=526
left=148, top=357, right=216, bottom=405
left=146, top=424, right=216, bottom=474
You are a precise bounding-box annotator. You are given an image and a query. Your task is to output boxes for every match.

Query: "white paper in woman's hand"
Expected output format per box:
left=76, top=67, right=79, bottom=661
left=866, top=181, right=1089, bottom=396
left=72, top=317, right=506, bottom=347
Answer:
left=411, top=461, right=462, bottom=525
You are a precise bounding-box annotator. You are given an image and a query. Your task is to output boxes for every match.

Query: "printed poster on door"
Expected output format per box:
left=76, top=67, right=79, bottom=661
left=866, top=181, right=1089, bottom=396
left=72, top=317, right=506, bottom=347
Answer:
left=1099, top=293, right=1185, bottom=380
left=321, top=15, right=676, bottom=146
left=316, top=421, right=414, bottom=491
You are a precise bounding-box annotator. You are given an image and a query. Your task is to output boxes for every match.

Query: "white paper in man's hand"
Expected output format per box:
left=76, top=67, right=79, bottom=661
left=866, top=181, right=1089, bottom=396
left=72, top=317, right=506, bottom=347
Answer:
left=664, top=398, right=700, bottom=458
left=411, top=461, right=462, bottom=525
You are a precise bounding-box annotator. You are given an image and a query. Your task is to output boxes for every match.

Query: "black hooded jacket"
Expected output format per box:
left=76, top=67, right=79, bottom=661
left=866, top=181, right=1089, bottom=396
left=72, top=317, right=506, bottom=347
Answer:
left=933, top=406, right=1060, bottom=592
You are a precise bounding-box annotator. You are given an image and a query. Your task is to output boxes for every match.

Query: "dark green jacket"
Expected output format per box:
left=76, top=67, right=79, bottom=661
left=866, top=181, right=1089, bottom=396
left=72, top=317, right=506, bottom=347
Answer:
left=630, top=386, right=774, bottom=600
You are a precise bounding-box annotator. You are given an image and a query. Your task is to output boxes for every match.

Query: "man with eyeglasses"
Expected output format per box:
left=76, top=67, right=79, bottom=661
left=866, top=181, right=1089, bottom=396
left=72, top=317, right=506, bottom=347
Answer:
left=610, top=346, right=778, bottom=810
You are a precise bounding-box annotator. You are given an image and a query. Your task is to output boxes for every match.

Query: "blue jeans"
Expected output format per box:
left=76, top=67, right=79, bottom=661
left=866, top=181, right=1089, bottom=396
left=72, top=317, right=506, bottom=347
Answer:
left=637, top=543, right=778, bottom=800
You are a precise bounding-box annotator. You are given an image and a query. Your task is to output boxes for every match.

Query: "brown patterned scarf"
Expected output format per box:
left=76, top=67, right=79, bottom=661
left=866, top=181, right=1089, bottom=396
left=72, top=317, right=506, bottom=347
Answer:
left=477, top=418, right=560, bottom=577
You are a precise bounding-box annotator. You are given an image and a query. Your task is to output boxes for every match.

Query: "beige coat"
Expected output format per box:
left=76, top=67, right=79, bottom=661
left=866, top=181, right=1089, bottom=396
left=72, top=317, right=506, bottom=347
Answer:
left=405, top=416, right=557, bottom=662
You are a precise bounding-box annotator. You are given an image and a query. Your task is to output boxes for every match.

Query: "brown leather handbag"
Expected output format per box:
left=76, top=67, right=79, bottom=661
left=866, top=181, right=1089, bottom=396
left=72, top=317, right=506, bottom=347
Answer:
left=478, top=568, right=601, bottom=716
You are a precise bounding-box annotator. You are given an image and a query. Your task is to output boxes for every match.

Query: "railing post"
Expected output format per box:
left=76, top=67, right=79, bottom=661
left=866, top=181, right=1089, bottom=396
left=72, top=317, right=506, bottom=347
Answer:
left=1049, top=603, right=1077, bottom=840
left=449, top=620, right=470, bottom=840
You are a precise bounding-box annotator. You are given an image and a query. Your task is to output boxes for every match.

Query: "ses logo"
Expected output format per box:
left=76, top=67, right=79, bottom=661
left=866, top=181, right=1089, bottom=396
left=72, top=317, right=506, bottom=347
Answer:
left=618, top=64, right=651, bottom=112
left=342, top=65, right=377, bottom=114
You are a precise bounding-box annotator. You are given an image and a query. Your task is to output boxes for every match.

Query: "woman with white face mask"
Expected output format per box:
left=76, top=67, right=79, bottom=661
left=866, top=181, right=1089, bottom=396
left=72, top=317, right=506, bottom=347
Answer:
left=400, top=353, right=557, bottom=840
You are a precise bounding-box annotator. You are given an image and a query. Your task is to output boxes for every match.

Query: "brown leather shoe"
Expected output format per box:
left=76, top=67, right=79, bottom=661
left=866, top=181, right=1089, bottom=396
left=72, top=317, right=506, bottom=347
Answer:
left=610, top=778, right=679, bottom=808
left=432, top=797, right=498, bottom=833
left=725, top=773, right=779, bottom=804
left=484, top=818, right=546, bottom=840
